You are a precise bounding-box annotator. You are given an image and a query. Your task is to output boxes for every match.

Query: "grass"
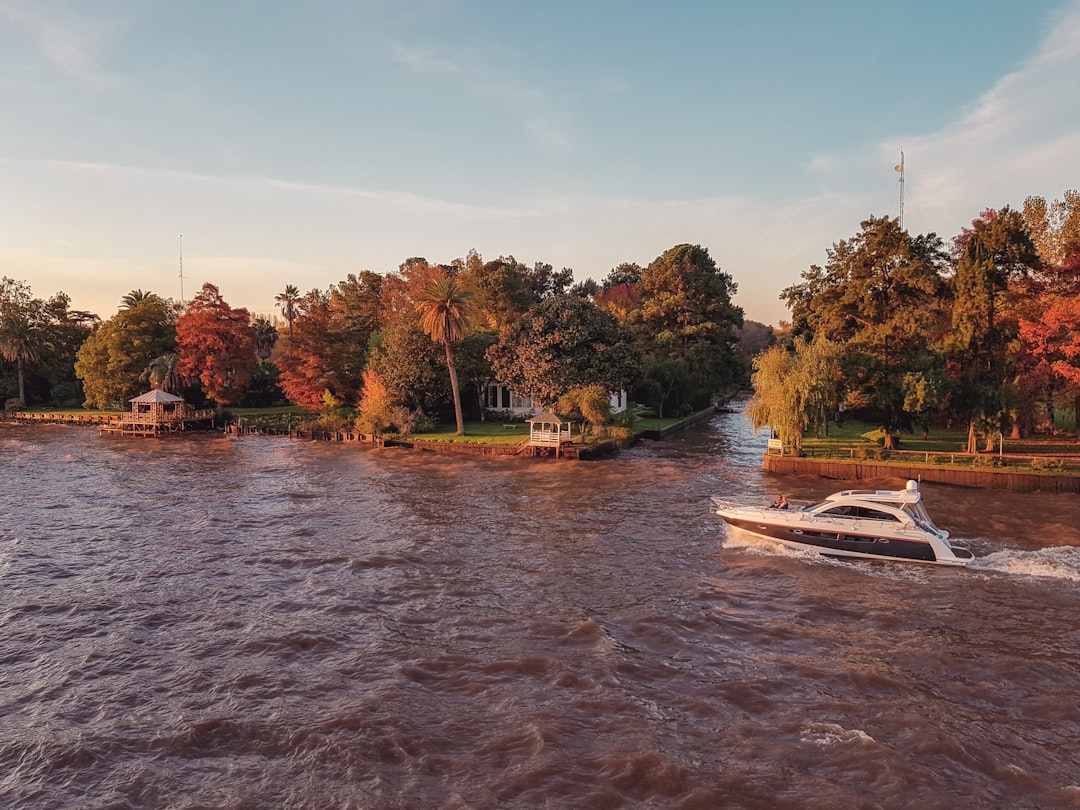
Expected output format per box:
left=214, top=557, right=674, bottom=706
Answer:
left=798, top=417, right=1080, bottom=474
left=402, top=420, right=536, bottom=445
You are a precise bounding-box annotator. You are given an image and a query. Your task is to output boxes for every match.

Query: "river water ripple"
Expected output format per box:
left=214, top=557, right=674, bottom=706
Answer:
left=1, top=407, right=1078, bottom=809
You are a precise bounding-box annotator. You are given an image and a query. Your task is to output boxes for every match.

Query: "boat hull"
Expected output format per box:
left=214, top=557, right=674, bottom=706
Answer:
left=718, top=514, right=972, bottom=567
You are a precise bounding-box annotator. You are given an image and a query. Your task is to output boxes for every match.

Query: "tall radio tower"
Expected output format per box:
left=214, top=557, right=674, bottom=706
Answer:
left=179, top=234, right=185, bottom=304
left=894, top=149, right=905, bottom=231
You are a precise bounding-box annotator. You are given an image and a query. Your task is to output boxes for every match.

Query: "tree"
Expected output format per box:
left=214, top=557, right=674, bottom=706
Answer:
left=175, top=283, right=257, bottom=406
left=1022, top=190, right=1080, bottom=269
left=367, top=323, right=448, bottom=415
left=75, top=292, right=177, bottom=408
left=251, top=317, right=279, bottom=361
left=638, top=244, right=744, bottom=406
left=276, top=286, right=369, bottom=409
left=455, top=329, right=499, bottom=421
left=486, top=295, right=639, bottom=410
left=120, top=289, right=154, bottom=309
left=781, top=217, right=950, bottom=433
left=557, top=385, right=612, bottom=435
left=415, top=274, right=473, bottom=435
left=947, top=208, right=1039, bottom=446
left=1020, top=295, right=1080, bottom=438
left=0, top=279, right=45, bottom=405
left=148, top=352, right=182, bottom=394
left=275, top=284, right=301, bottom=334
left=745, top=336, right=844, bottom=455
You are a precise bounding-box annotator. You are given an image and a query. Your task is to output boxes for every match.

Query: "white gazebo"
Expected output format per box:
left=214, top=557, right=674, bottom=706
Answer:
left=527, top=411, right=575, bottom=457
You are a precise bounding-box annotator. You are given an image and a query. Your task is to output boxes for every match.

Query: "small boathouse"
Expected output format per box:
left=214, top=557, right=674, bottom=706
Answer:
left=98, top=390, right=216, bottom=437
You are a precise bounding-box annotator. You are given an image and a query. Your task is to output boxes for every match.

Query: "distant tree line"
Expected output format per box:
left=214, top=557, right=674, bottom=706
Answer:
left=747, top=191, right=1080, bottom=454
left=1, top=243, right=747, bottom=431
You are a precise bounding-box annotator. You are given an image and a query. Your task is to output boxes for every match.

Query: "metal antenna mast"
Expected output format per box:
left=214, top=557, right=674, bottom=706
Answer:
left=179, top=234, right=185, bottom=304
left=894, top=149, right=905, bottom=230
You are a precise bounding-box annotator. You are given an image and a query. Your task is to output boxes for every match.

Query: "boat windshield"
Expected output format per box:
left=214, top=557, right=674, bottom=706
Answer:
left=903, top=501, right=943, bottom=533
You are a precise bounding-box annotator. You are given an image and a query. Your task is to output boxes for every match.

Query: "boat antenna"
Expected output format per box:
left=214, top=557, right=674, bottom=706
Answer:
left=179, top=233, right=185, bottom=305
left=894, top=149, right=905, bottom=231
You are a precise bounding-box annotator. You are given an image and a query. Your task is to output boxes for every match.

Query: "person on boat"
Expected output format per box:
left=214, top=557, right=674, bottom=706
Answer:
left=772, top=495, right=789, bottom=510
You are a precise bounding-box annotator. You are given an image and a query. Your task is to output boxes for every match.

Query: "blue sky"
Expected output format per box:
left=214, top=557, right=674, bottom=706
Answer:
left=2, top=0, right=1078, bottom=326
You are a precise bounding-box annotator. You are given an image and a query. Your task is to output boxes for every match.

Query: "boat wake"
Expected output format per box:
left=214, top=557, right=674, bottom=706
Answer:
left=726, top=530, right=1080, bottom=582
left=967, top=545, right=1080, bottom=582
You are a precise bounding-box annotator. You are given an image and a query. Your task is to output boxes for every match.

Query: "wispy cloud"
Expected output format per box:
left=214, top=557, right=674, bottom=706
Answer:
left=0, top=0, right=124, bottom=87
left=883, top=0, right=1080, bottom=229
left=388, top=39, right=574, bottom=153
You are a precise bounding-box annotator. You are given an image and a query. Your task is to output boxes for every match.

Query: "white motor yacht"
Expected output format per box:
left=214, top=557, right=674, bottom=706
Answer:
left=711, top=480, right=973, bottom=566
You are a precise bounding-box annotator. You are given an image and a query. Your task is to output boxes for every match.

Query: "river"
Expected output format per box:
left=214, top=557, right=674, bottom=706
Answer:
left=1, top=406, right=1078, bottom=809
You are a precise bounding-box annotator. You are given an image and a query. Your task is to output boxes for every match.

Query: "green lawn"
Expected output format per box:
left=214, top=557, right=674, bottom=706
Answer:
left=403, top=420, right=536, bottom=445
left=798, top=417, right=1080, bottom=474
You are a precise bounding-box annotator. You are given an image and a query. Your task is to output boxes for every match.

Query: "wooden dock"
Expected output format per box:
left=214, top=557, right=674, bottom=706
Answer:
left=96, top=408, right=217, bottom=437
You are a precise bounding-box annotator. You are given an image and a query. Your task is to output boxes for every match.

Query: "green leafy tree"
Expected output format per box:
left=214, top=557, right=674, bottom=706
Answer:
left=148, top=352, right=182, bottom=394
left=638, top=244, right=744, bottom=405
left=781, top=216, right=949, bottom=435
left=75, top=292, right=177, bottom=408
left=415, top=274, right=474, bottom=435
left=557, top=385, right=612, bottom=435
left=0, top=279, right=45, bottom=405
left=486, top=294, right=639, bottom=410
left=367, top=323, right=448, bottom=415
left=455, top=329, right=499, bottom=421
left=175, top=283, right=257, bottom=406
left=120, top=289, right=154, bottom=309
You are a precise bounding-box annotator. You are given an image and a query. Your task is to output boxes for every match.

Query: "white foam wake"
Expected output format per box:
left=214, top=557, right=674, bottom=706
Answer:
left=969, top=545, right=1080, bottom=581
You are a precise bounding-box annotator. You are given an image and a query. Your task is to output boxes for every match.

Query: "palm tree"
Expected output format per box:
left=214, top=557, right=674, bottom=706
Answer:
left=0, top=313, right=41, bottom=405
left=148, top=352, right=182, bottom=394
left=121, top=289, right=155, bottom=309
left=275, top=285, right=300, bottom=334
left=415, top=276, right=473, bottom=435
left=251, top=316, right=279, bottom=361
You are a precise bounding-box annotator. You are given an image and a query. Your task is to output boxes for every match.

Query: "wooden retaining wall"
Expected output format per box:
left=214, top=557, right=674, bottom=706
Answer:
left=763, top=455, right=1080, bottom=493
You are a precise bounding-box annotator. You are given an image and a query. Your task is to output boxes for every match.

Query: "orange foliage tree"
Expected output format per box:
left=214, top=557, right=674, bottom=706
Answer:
left=176, top=283, right=257, bottom=406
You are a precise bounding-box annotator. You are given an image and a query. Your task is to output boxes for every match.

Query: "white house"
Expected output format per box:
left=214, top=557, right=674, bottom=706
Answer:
left=482, top=382, right=627, bottom=417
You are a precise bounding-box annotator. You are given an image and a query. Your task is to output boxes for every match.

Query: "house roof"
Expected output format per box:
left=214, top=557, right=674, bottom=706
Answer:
left=130, top=389, right=185, bottom=403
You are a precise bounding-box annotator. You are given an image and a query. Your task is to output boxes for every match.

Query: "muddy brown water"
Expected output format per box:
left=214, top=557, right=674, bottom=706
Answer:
left=2, top=407, right=1078, bottom=809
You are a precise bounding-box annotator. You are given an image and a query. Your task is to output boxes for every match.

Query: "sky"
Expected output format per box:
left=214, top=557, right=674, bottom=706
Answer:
left=2, top=0, right=1079, bottom=327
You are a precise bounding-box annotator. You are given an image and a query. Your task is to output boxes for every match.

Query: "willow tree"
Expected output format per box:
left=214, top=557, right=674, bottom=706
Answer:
left=745, top=337, right=844, bottom=455
left=416, top=275, right=473, bottom=435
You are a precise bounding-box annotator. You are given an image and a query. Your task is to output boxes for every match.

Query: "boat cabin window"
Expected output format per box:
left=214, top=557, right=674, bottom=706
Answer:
left=853, top=507, right=898, bottom=521
left=820, top=505, right=899, bottom=521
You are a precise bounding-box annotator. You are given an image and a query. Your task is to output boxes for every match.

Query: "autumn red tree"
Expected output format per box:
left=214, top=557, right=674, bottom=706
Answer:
left=1019, top=288, right=1080, bottom=438
left=175, top=283, right=257, bottom=406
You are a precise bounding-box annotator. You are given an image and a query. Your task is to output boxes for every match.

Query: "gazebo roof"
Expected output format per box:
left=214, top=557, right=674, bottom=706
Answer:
left=527, top=411, right=566, bottom=424
left=130, top=389, right=185, bottom=404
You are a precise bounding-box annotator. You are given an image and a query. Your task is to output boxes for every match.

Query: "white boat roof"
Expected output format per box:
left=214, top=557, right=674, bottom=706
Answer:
left=827, top=481, right=922, bottom=505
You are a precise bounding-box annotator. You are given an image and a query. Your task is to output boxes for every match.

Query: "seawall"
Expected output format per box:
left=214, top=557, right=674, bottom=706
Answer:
left=763, top=454, right=1080, bottom=493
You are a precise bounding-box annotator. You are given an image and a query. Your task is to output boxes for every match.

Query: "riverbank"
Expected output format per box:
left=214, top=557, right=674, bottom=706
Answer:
left=2, top=401, right=728, bottom=461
